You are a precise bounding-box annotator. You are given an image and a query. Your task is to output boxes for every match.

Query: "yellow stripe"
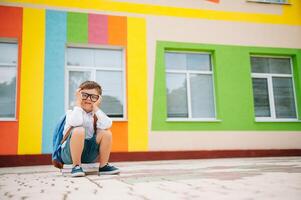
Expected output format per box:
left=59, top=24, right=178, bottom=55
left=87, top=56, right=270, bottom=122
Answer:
left=283, top=0, right=301, bottom=25
left=0, top=0, right=300, bottom=25
left=18, top=8, right=45, bottom=154
left=127, top=17, right=148, bottom=151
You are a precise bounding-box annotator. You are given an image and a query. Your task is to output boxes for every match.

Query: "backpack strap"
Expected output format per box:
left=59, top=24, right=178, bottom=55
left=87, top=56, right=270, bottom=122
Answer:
left=93, top=114, right=98, bottom=134
left=60, top=114, right=98, bottom=144
left=61, top=127, right=73, bottom=144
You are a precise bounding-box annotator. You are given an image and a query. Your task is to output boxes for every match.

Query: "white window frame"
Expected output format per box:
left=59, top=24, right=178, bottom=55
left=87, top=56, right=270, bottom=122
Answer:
left=0, top=40, right=18, bottom=121
left=165, top=51, right=219, bottom=122
left=251, top=55, right=299, bottom=122
left=65, top=44, right=127, bottom=121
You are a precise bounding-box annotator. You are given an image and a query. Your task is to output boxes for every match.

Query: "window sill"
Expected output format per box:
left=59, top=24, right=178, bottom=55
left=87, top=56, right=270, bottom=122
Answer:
left=112, top=118, right=128, bottom=122
left=255, top=119, right=301, bottom=122
left=246, top=0, right=291, bottom=5
left=166, top=118, right=222, bottom=122
left=0, top=118, right=18, bottom=122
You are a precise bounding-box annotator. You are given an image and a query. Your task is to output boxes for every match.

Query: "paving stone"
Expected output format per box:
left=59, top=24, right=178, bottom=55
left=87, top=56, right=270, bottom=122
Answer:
left=0, top=157, right=301, bottom=200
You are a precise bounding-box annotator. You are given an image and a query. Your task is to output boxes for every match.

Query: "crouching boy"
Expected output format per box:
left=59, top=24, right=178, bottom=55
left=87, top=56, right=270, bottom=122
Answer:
left=61, top=80, right=120, bottom=177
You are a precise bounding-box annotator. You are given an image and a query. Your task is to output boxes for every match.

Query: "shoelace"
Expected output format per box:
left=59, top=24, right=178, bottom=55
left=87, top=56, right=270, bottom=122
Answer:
left=74, top=165, right=81, bottom=170
left=100, top=163, right=111, bottom=169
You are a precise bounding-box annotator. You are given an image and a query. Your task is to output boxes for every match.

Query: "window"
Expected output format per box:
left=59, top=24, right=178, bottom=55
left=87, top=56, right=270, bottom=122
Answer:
left=165, top=51, right=216, bottom=120
left=66, top=46, right=126, bottom=119
left=251, top=56, right=298, bottom=121
left=247, top=0, right=289, bottom=4
left=0, top=42, right=18, bottom=119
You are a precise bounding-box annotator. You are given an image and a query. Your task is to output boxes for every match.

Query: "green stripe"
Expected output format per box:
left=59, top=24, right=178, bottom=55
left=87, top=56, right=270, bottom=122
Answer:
left=67, top=12, right=88, bottom=43
left=152, top=41, right=301, bottom=131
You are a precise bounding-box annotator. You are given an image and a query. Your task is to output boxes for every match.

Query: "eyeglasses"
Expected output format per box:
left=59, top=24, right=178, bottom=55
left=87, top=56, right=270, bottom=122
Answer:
left=80, top=92, right=100, bottom=102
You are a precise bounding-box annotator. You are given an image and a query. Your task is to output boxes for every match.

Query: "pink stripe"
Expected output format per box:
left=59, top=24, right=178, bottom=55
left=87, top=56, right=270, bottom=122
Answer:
left=88, top=14, right=108, bottom=44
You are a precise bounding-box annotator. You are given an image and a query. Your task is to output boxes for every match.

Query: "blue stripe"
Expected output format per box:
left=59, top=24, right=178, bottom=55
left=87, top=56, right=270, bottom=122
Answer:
left=42, top=10, right=66, bottom=153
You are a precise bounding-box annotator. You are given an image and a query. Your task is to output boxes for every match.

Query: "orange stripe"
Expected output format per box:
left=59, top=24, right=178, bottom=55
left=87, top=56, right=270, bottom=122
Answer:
left=108, top=15, right=127, bottom=46
left=107, top=15, right=128, bottom=151
left=207, top=0, right=220, bottom=3
left=111, top=122, right=128, bottom=152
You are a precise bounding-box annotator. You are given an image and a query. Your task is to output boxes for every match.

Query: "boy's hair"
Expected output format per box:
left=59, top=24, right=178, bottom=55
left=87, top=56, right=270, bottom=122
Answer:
left=79, top=81, right=102, bottom=95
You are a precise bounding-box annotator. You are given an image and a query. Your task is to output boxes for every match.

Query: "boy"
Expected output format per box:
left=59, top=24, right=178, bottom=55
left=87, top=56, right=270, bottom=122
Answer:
left=61, top=80, right=120, bottom=177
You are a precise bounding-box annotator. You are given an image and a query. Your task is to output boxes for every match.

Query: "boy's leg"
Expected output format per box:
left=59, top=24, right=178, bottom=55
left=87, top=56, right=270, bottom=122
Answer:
left=70, top=127, right=85, bottom=166
left=96, top=129, right=112, bottom=167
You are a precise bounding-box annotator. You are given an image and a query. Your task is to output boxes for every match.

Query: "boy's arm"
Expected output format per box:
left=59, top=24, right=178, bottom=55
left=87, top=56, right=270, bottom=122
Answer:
left=66, top=88, right=84, bottom=127
left=93, top=96, right=112, bottom=129
left=66, top=106, right=84, bottom=127
left=95, top=109, right=113, bottom=130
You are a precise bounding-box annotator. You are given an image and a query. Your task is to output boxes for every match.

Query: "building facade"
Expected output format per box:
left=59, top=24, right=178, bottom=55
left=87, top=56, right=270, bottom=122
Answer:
left=0, top=0, right=301, bottom=156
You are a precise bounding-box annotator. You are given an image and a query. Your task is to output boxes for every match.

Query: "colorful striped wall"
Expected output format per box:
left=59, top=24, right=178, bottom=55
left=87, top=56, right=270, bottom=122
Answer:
left=0, top=1, right=300, bottom=156
left=0, top=6, right=148, bottom=155
left=42, top=11, right=130, bottom=154
left=1, top=0, right=300, bottom=25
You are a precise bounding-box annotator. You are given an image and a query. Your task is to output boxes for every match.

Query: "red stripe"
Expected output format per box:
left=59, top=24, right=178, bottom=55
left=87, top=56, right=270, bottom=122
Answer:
left=1, top=150, right=301, bottom=167
left=0, top=6, right=23, bottom=155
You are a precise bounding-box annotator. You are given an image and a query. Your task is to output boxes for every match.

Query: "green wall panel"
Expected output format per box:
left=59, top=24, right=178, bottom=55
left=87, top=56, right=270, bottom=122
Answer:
left=67, top=12, right=88, bottom=43
left=152, top=41, right=301, bottom=131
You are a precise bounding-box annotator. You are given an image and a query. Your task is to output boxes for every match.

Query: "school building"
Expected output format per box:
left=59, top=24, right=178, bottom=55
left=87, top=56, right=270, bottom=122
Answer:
left=0, top=0, right=301, bottom=165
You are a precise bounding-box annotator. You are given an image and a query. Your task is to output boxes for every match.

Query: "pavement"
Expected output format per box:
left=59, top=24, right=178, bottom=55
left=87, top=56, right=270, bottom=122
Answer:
left=0, top=156, right=301, bottom=200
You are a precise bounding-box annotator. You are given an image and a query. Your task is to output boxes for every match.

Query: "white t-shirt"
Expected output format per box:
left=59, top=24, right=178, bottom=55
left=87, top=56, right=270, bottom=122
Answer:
left=62, top=106, right=112, bottom=140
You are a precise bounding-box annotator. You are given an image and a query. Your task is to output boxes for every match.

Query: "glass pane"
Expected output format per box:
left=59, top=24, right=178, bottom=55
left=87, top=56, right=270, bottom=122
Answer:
left=273, top=77, right=296, bottom=118
left=0, top=43, right=18, bottom=64
left=94, top=49, right=122, bottom=68
left=190, top=74, right=215, bottom=118
left=251, top=57, right=291, bottom=74
left=96, top=71, right=123, bottom=118
left=68, top=71, right=91, bottom=109
left=269, top=58, right=291, bottom=74
left=0, top=66, right=16, bottom=118
left=251, top=57, right=269, bottom=73
left=165, top=52, right=186, bottom=70
left=187, top=54, right=211, bottom=71
left=166, top=73, right=188, bottom=118
left=66, top=47, right=93, bottom=66
left=252, top=78, right=271, bottom=117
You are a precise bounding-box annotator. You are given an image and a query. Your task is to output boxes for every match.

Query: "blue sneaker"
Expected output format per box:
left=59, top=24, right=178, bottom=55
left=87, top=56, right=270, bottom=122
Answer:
left=99, top=163, right=120, bottom=175
left=71, top=165, right=85, bottom=177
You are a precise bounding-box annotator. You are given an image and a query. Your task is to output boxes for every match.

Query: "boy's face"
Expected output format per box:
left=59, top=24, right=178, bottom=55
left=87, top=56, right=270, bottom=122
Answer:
left=79, top=88, right=100, bottom=112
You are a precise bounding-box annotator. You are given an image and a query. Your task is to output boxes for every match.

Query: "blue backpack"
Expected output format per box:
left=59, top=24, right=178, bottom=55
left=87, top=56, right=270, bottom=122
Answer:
left=52, top=115, right=68, bottom=169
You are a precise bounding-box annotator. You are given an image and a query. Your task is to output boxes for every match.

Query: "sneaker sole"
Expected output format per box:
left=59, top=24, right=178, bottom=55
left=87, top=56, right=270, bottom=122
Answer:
left=71, top=172, right=85, bottom=177
left=99, top=169, right=120, bottom=175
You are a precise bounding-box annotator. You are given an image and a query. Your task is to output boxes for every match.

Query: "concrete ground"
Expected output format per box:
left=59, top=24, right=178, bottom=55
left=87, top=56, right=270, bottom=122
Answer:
left=0, top=156, right=301, bottom=200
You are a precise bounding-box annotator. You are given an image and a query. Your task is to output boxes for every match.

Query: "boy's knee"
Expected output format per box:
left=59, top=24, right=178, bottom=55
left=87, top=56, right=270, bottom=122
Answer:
left=72, top=127, right=85, bottom=137
left=97, top=129, right=112, bottom=140
left=103, top=130, right=112, bottom=138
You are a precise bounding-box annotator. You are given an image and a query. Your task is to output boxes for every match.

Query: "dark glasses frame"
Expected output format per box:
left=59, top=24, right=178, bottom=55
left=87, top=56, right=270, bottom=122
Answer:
left=80, top=92, right=100, bottom=102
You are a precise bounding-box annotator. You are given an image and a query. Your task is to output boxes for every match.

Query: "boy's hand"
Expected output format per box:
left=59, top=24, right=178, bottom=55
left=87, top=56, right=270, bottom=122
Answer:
left=93, top=95, right=102, bottom=113
left=75, top=88, right=82, bottom=107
